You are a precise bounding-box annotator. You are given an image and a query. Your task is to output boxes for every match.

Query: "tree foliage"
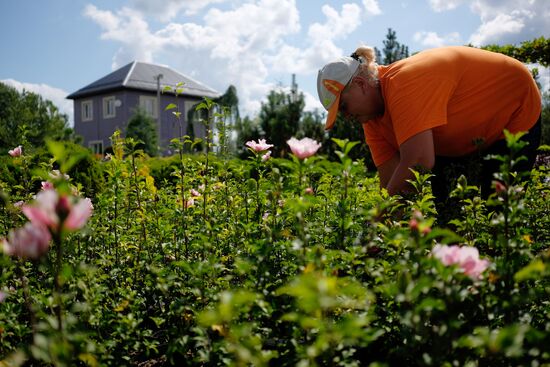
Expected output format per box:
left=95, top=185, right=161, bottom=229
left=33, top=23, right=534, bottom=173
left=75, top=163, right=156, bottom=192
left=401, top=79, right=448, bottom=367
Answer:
left=377, top=28, right=409, bottom=65
left=258, top=89, right=303, bottom=157
left=0, top=82, right=75, bottom=154
left=125, top=107, right=158, bottom=157
left=215, top=84, right=240, bottom=121
left=234, top=116, right=262, bottom=157
left=480, top=36, right=549, bottom=67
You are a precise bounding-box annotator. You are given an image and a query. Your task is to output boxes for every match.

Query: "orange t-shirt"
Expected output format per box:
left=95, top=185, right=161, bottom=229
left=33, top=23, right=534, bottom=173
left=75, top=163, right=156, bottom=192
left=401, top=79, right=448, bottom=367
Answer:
left=363, top=46, right=542, bottom=167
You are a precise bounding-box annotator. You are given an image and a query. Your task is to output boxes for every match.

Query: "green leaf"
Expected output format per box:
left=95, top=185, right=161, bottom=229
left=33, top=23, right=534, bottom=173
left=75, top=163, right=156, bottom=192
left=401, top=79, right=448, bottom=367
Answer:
left=164, top=103, right=177, bottom=111
left=514, top=259, right=545, bottom=282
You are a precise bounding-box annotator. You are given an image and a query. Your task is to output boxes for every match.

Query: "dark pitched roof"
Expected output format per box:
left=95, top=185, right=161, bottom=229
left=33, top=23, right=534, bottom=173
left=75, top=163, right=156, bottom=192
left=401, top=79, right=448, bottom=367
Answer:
left=67, top=61, right=220, bottom=99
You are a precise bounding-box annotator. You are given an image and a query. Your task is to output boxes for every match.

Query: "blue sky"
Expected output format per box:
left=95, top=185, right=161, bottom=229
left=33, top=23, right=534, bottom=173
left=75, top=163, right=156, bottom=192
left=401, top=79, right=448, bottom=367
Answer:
left=1, top=0, right=548, bottom=127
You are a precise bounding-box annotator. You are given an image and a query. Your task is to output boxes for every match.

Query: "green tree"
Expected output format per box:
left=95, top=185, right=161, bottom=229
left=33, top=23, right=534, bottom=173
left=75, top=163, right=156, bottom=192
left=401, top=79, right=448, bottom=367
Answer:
left=258, top=89, right=303, bottom=157
left=298, top=110, right=326, bottom=144
left=480, top=36, right=549, bottom=67
left=234, top=116, right=262, bottom=157
left=215, top=85, right=240, bottom=155
left=328, top=116, right=375, bottom=170
left=126, top=107, right=158, bottom=157
left=0, top=82, right=75, bottom=154
left=216, top=85, right=240, bottom=122
left=378, top=28, right=409, bottom=65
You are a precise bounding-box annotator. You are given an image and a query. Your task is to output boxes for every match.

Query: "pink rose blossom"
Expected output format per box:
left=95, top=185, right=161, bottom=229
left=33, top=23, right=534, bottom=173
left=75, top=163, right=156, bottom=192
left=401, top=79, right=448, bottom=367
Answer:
left=2, top=222, right=51, bottom=259
left=185, top=198, right=195, bottom=209
left=22, top=190, right=93, bottom=232
left=64, top=198, right=93, bottom=231
left=8, top=146, right=22, bottom=157
left=22, top=190, right=59, bottom=229
left=13, top=201, right=25, bottom=209
left=287, top=137, right=322, bottom=159
left=49, top=170, right=70, bottom=181
left=432, top=244, right=490, bottom=279
left=261, top=151, right=271, bottom=162
left=246, top=139, right=273, bottom=152
left=41, top=181, right=54, bottom=191
left=493, top=180, right=506, bottom=193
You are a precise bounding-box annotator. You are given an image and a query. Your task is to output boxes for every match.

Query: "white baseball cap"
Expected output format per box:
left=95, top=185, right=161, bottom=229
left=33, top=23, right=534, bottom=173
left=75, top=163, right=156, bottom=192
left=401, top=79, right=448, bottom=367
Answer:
left=317, top=56, right=361, bottom=130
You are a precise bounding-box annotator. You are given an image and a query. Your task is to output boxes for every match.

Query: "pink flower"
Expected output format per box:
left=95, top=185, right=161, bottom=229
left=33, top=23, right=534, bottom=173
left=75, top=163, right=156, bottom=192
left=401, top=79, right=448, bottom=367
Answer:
left=304, top=187, right=314, bottom=195
left=64, top=198, right=93, bottom=231
left=41, top=181, right=54, bottom=191
left=0, top=291, right=6, bottom=302
left=261, top=151, right=271, bottom=162
left=432, top=244, right=490, bottom=279
left=13, top=201, right=25, bottom=209
left=190, top=189, right=201, bottom=197
left=287, top=137, right=322, bottom=159
left=21, top=190, right=93, bottom=232
left=493, top=180, right=506, bottom=193
left=49, top=170, right=70, bottom=181
left=246, top=139, right=273, bottom=152
left=8, top=146, right=22, bottom=157
left=2, top=222, right=51, bottom=259
left=185, top=198, right=195, bottom=209
left=22, top=190, right=58, bottom=229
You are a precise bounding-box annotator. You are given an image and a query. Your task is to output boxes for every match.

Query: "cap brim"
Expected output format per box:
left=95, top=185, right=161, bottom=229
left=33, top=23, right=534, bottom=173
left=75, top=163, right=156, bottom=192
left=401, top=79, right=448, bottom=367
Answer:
left=324, top=94, right=341, bottom=130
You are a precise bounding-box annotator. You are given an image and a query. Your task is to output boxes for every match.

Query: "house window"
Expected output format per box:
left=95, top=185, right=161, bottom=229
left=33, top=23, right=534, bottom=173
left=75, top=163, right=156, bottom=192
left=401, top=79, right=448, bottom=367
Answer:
left=88, top=140, right=103, bottom=155
left=140, top=96, right=158, bottom=118
left=81, top=100, right=93, bottom=121
left=103, top=96, right=116, bottom=119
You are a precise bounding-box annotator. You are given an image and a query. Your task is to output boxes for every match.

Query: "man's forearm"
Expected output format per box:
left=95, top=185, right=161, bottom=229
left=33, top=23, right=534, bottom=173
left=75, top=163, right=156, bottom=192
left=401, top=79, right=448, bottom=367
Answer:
left=386, top=161, right=416, bottom=196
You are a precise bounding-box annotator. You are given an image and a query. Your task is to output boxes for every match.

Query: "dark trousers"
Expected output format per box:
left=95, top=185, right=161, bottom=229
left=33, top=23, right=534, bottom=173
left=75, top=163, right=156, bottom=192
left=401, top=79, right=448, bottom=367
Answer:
left=431, top=118, right=542, bottom=221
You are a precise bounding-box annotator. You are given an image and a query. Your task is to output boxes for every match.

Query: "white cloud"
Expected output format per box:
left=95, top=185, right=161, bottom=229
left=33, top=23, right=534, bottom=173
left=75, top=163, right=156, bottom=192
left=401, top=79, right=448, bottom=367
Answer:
left=130, top=0, right=226, bottom=21
left=467, top=0, right=549, bottom=46
left=362, top=0, right=382, bottom=16
left=84, top=0, right=346, bottom=118
left=426, top=1, right=548, bottom=47
left=528, top=64, right=550, bottom=94
left=413, top=31, right=462, bottom=47
left=308, top=4, right=362, bottom=43
left=469, top=12, right=526, bottom=46
left=1, top=79, right=74, bottom=127
left=84, top=5, right=169, bottom=69
left=428, top=0, right=466, bottom=12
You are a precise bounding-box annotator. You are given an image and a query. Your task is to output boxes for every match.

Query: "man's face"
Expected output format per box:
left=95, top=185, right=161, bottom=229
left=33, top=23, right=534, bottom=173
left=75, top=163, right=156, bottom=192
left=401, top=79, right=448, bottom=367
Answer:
left=338, top=76, right=384, bottom=123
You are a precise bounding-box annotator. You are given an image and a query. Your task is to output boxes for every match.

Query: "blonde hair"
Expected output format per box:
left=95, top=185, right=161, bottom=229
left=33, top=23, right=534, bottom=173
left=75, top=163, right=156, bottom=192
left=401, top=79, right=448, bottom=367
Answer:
left=353, top=45, right=379, bottom=86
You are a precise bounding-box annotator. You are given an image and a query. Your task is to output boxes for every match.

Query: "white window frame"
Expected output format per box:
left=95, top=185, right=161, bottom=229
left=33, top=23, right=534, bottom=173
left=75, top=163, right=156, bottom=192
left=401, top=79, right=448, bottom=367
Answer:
left=139, top=95, right=158, bottom=119
left=88, top=140, right=104, bottom=155
left=81, top=100, right=93, bottom=121
left=103, top=96, right=116, bottom=119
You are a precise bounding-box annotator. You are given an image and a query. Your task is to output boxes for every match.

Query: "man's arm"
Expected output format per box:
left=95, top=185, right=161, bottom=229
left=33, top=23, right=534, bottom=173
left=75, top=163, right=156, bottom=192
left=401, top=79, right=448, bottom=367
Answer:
left=385, top=129, right=435, bottom=196
left=377, top=154, right=400, bottom=190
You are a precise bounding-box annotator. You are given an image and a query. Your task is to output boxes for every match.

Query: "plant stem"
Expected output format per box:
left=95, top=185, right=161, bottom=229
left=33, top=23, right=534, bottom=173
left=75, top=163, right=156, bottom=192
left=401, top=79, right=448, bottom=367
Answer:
left=17, top=261, right=37, bottom=337
left=53, top=231, right=63, bottom=333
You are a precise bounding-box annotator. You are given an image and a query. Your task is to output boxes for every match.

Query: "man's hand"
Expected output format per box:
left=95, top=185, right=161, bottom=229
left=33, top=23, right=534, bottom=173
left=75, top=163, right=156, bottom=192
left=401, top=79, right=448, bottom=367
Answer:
left=384, top=129, right=435, bottom=196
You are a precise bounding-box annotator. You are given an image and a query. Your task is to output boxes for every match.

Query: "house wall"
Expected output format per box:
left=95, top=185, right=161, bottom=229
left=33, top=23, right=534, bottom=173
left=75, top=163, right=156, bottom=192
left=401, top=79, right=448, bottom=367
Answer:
left=73, top=90, right=208, bottom=154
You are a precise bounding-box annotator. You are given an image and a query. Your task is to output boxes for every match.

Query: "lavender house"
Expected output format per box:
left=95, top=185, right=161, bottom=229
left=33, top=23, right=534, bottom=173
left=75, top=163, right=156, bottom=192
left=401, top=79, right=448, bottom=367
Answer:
left=67, top=61, right=220, bottom=154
